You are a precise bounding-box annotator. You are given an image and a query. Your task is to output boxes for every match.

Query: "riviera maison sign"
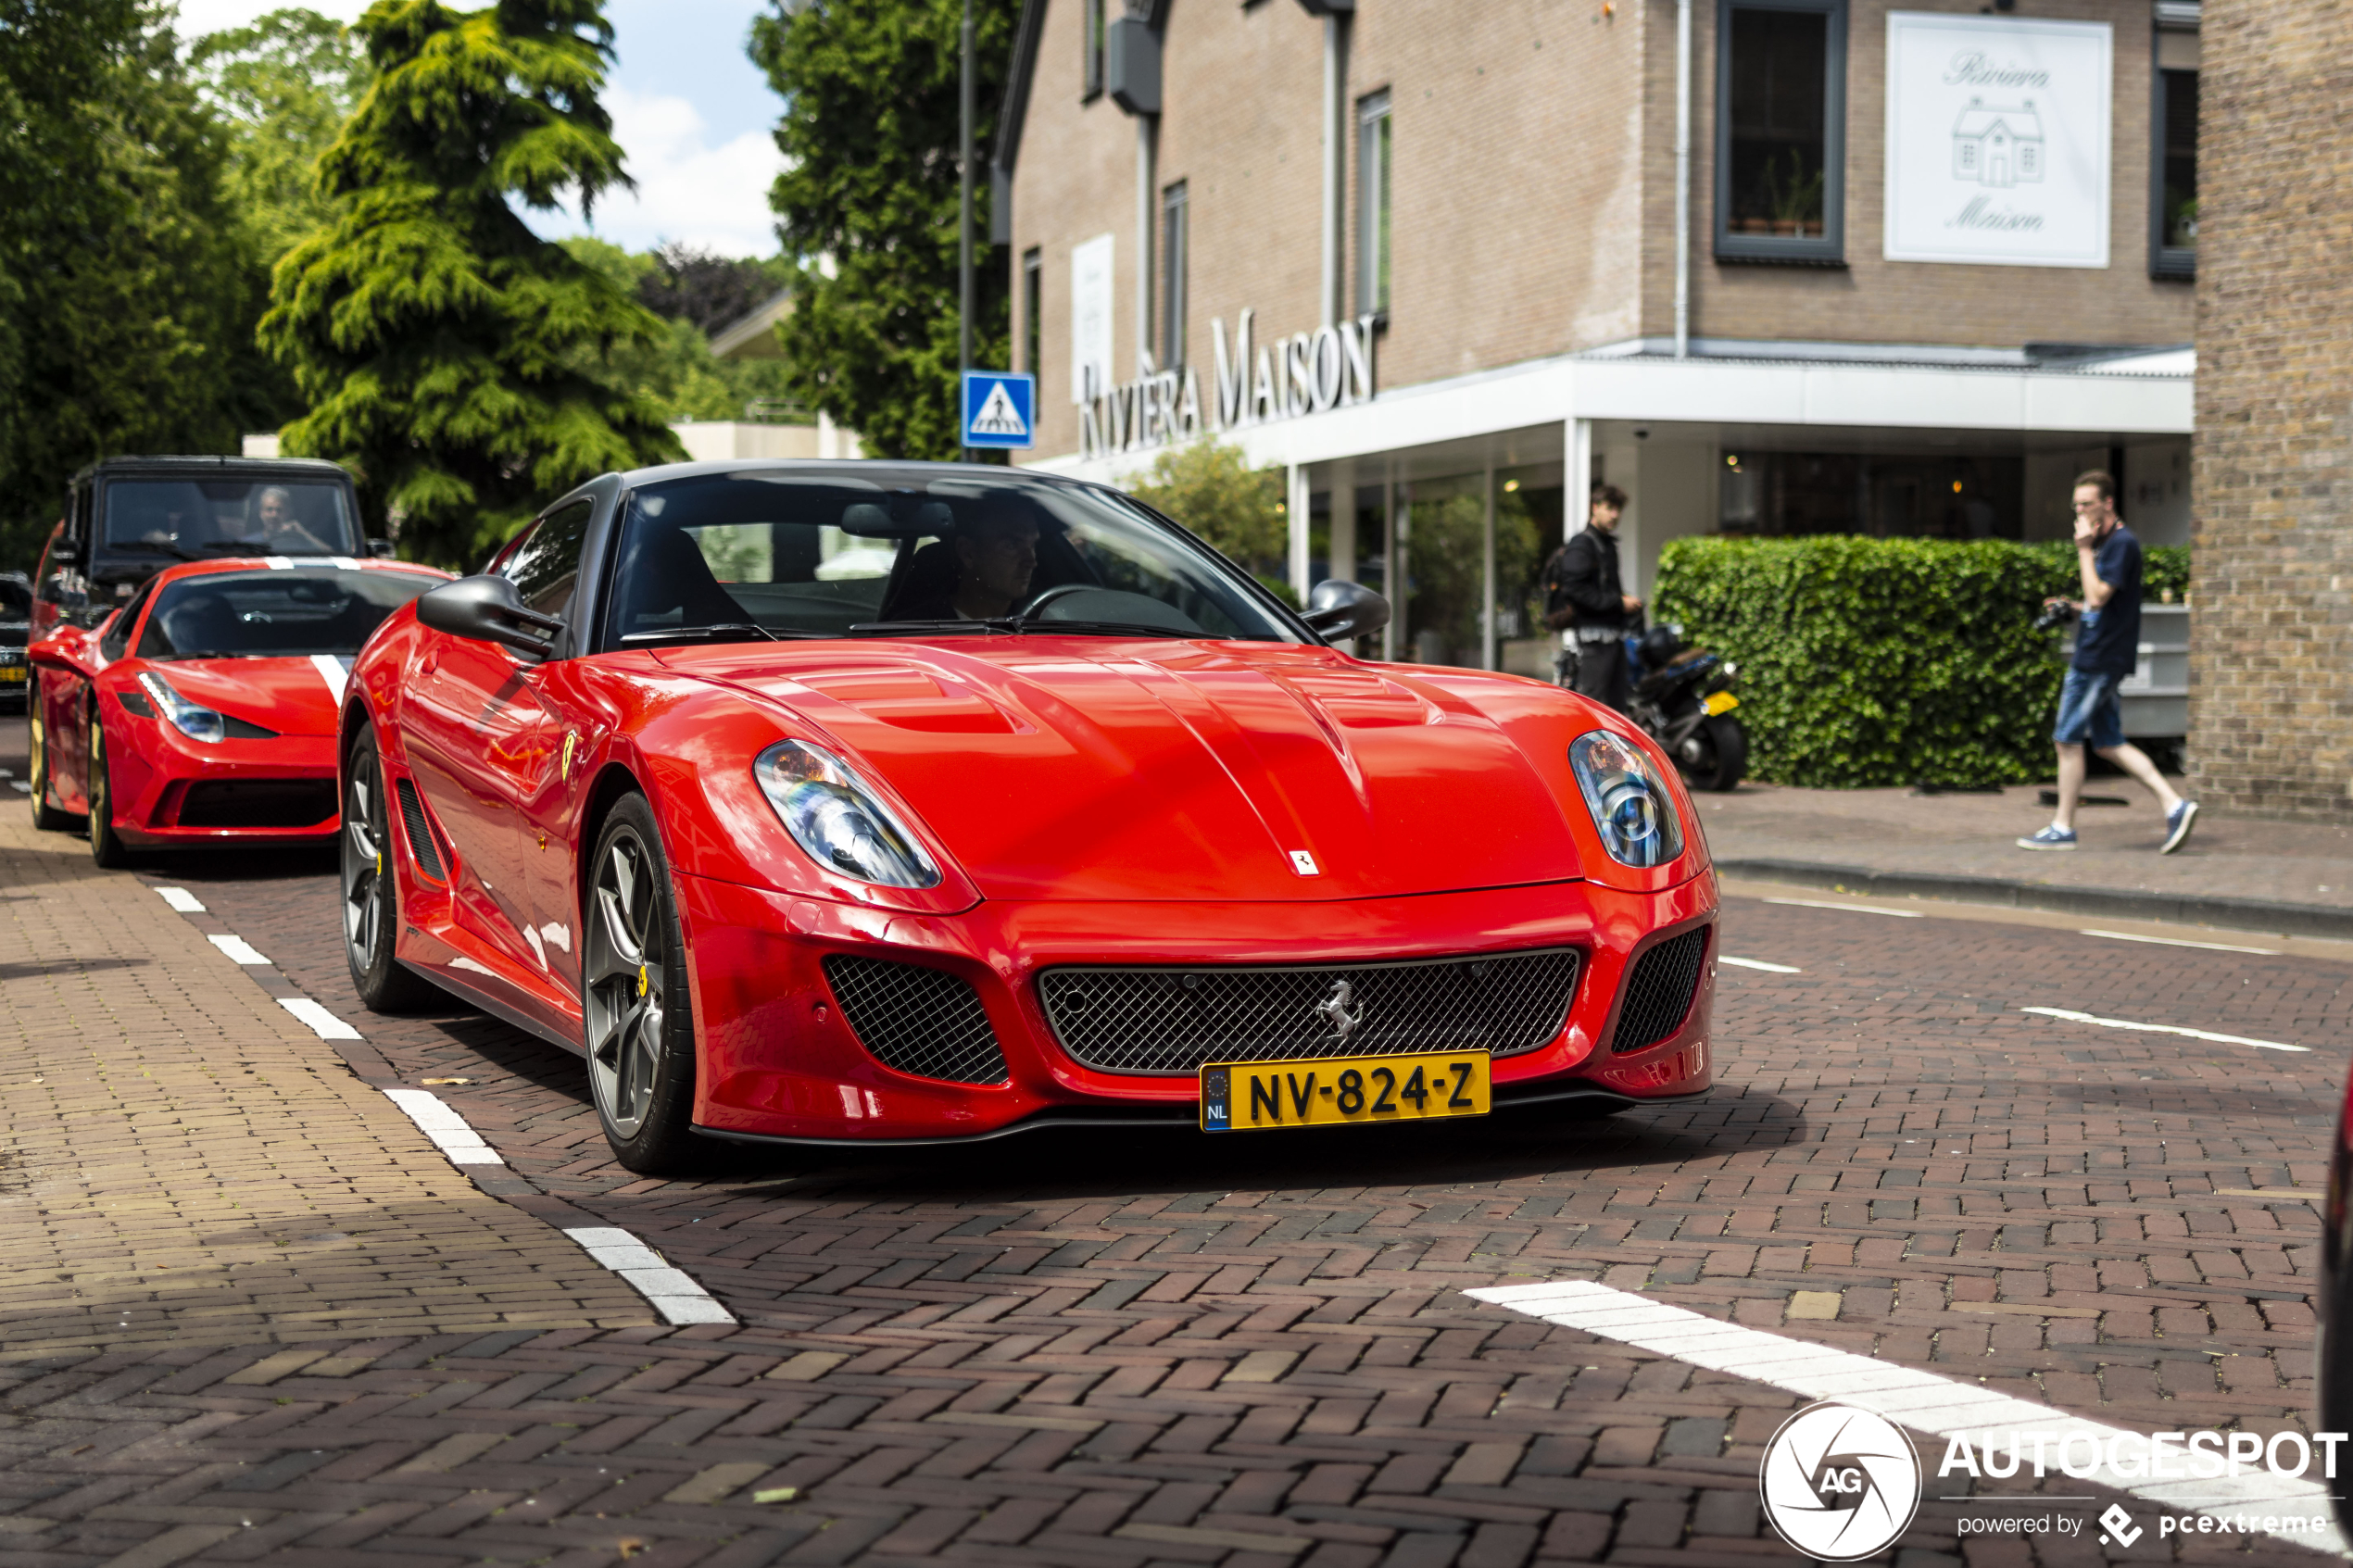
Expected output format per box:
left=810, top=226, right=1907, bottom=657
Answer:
left=1079, top=309, right=1378, bottom=459
left=1881, top=11, right=2111, bottom=269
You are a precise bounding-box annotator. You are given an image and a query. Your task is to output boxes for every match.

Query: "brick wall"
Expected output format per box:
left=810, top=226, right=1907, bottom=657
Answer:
left=2185, top=0, right=2353, bottom=821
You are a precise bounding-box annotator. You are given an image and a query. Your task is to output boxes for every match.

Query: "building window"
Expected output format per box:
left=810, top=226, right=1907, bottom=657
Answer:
left=1715, top=0, right=1845, bottom=264
left=1357, top=90, right=1392, bottom=317
left=1083, top=0, right=1105, bottom=100
left=2151, top=27, right=2197, bottom=280
left=1022, top=248, right=1042, bottom=377
left=1160, top=182, right=1188, bottom=370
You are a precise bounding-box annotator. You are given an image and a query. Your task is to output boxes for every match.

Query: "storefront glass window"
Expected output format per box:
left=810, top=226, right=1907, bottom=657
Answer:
left=1358, top=91, right=1391, bottom=317
left=2153, top=67, right=2197, bottom=276
left=1161, top=182, right=1188, bottom=369
left=1716, top=0, right=1844, bottom=263
left=1718, top=451, right=2025, bottom=539
left=1022, top=249, right=1041, bottom=377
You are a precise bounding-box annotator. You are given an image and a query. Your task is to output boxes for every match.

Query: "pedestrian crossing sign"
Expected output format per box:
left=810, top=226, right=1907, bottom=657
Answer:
left=961, top=370, right=1036, bottom=450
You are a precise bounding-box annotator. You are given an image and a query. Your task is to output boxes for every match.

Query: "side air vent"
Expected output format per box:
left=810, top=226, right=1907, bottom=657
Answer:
left=821, top=956, right=1010, bottom=1085
left=1610, top=927, right=1709, bottom=1054
left=394, top=777, right=445, bottom=881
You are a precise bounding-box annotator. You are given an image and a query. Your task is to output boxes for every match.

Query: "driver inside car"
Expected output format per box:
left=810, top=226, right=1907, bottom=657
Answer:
left=891, top=499, right=1038, bottom=621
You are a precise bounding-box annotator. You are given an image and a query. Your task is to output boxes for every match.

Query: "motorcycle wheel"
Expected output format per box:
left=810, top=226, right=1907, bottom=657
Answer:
left=1678, top=715, right=1747, bottom=792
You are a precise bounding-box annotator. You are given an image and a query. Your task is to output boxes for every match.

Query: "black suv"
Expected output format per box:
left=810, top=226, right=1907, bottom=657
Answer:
left=34, top=456, right=382, bottom=636
left=0, top=571, right=30, bottom=709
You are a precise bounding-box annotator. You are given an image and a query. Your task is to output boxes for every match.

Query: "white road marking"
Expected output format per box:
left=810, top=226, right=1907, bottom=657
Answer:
left=7, top=781, right=27, bottom=795
left=1720, top=955, right=1802, bottom=973
left=2020, top=1006, right=2311, bottom=1054
left=154, top=886, right=206, bottom=913
left=309, top=654, right=350, bottom=705
left=2080, top=928, right=2282, bottom=956
left=382, top=1089, right=506, bottom=1166
left=280, top=997, right=361, bottom=1040
left=565, top=1225, right=736, bottom=1325
left=1763, top=897, right=1922, bottom=918
left=208, top=934, right=271, bottom=965
left=1465, top=1279, right=2348, bottom=1556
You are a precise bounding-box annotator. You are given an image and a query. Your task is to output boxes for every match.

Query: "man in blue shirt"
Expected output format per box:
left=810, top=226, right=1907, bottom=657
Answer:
left=2019, top=470, right=2198, bottom=853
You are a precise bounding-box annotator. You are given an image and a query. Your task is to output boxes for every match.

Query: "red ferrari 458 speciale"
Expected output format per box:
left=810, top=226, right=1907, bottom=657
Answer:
left=29, top=557, right=450, bottom=862
left=342, top=462, right=1718, bottom=1171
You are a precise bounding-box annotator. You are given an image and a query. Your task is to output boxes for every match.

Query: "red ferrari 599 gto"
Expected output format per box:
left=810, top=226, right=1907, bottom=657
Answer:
left=342, top=462, right=1718, bottom=1171
left=30, top=558, right=450, bottom=863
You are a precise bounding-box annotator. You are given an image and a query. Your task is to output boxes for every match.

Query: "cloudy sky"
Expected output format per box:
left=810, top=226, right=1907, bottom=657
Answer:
left=174, top=0, right=787, bottom=257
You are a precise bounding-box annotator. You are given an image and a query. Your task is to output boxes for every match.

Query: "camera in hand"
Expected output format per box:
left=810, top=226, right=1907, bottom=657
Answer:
left=2032, top=600, right=2078, bottom=633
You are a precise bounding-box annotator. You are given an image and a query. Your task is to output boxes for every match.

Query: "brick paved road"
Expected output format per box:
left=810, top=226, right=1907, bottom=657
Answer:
left=4, top=715, right=2351, bottom=1563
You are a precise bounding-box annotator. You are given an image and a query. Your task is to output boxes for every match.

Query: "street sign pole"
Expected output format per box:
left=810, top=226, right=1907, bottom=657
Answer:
left=958, top=0, right=975, bottom=461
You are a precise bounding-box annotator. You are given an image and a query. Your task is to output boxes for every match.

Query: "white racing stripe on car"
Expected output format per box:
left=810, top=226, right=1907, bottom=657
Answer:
left=310, top=654, right=349, bottom=705
left=564, top=1225, right=736, bottom=1325
left=208, top=934, right=270, bottom=965
left=263, top=557, right=295, bottom=570
left=1720, top=956, right=1802, bottom=973
left=1465, top=1279, right=2349, bottom=1556
left=382, top=1089, right=506, bottom=1166
left=329, top=556, right=361, bottom=571
left=280, top=997, right=362, bottom=1040
left=2020, top=1006, right=2311, bottom=1054
left=154, top=886, right=207, bottom=913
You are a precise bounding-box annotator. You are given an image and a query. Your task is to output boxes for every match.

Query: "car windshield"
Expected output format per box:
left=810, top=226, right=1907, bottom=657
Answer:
left=135, top=569, right=436, bottom=660
left=0, top=580, right=28, bottom=620
left=104, top=478, right=359, bottom=558
left=605, top=469, right=1301, bottom=646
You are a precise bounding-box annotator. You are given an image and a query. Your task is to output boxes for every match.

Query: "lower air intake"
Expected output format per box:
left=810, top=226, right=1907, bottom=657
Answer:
left=1611, top=927, right=1709, bottom=1054
left=178, top=779, right=336, bottom=829
left=822, top=956, right=1010, bottom=1085
left=395, top=777, right=444, bottom=880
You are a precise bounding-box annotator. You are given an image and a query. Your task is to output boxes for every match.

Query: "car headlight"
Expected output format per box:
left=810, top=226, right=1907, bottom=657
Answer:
left=1568, top=730, right=1685, bottom=868
left=753, top=738, right=941, bottom=889
left=138, top=671, right=226, bottom=745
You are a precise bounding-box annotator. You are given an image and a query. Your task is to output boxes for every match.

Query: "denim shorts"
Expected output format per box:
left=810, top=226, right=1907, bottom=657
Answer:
left=2053, top=667, right=2125, bottom=749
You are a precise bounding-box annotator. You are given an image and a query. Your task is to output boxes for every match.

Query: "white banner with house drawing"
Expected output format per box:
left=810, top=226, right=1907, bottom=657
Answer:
left=1883, top=12, right=2111, bottom=269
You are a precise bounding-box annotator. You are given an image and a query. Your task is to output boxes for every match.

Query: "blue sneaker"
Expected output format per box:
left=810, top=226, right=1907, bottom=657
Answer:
left=2016, top=824, right=2078, bottom=851
left=2161, top=799, right=2199, bottom=854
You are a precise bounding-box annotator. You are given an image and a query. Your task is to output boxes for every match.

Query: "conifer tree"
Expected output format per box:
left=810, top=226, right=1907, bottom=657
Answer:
left=263, top=0, right=680, bottom=568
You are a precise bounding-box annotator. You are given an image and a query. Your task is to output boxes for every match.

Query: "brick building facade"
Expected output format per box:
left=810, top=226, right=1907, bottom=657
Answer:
left=2186, top=0, right=2353, bottom=820
left=995, top=0, right=2201, bottom=702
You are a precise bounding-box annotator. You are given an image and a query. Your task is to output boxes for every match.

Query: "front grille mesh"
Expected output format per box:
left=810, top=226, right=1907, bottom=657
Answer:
left=178, top=779, right=335, bottom=828
left=395, top=778, right=444, bottom=880
left=823, top=956, right=1010, bottom=1085
left=1037, top=948, right=1581, bottom=1076
left=1611, top=927, right=1708, bottom=1053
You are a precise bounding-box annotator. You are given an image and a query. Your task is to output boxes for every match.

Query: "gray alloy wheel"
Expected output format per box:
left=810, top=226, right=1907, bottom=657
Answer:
left=582, top=795, right=707, bottom=1173
left=86, top=715, right=129, bottom=868
left=340, top=729, right=439, bottom=1011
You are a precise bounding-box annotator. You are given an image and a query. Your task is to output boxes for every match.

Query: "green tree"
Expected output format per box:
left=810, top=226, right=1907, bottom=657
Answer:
left=191, top=8, right=372, bottom=262
left=1127, top=441, right=1288, bottom=576
left=560, top=238, right=803, bottom=423
left=750, top=0, right=1017, bottom=459
left=0, top=0, right=252, bottom=569
left=262, top=0, right=682, bottom=568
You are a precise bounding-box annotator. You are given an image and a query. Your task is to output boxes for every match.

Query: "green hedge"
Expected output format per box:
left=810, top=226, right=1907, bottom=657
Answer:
left=1651, top=536, right=2190, bottom=789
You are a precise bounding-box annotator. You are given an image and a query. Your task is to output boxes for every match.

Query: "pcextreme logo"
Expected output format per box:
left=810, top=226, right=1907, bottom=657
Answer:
left=1757, top=1401, right=1922, bottom=1561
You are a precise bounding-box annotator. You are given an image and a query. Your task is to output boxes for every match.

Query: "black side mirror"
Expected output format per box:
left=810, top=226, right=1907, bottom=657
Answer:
left=1302, top=579, right=1390, bottom=644
left=416, top=575, right=561, bottom=659
left=367, top=537, right=397, bottom=558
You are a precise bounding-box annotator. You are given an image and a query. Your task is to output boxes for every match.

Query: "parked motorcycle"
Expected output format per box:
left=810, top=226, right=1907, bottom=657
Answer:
left=1625, top=623, right=1746, bottom=791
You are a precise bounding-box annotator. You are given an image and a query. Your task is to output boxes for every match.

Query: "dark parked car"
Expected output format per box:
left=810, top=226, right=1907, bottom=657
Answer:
left=32, top=456, right=384, bottom=638
left=0, top=571, right=30, bottom=710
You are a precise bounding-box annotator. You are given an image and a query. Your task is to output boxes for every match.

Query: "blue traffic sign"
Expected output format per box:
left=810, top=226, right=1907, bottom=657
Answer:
left=962, top=370, right=1036, bottom=450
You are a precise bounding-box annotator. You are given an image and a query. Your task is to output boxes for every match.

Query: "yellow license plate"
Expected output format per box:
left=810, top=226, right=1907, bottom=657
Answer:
left=1703, top=690, right=1739, bottom=715
left=1201, top=1049, right=1491, bottom=1132
left=0, top=667, right=24, bottom=682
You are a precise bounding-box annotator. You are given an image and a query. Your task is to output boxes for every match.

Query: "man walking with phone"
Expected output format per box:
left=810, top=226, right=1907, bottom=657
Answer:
left=2017, top=470, right=2198, bottom=854
left=1542, top=483, right=1641, bottom=711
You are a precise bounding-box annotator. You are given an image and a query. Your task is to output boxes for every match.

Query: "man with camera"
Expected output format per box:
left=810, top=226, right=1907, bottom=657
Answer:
left=1541, top=483, right=1641, bottom=710
left=2017, top=470, right=2197, bottom=854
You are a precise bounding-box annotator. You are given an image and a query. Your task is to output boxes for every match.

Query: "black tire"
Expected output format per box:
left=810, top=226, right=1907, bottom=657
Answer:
left=582, top=793, right=711, bottom=1175
left=341, top=727, right=442, bottom=1012
left=86, top=714, right=131, bottom=867
left=27, top=707, right=72, bottom=832
left=1678, top=714, right=1747, bottom=793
